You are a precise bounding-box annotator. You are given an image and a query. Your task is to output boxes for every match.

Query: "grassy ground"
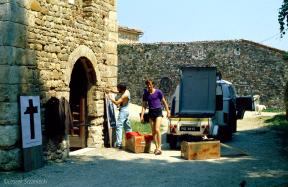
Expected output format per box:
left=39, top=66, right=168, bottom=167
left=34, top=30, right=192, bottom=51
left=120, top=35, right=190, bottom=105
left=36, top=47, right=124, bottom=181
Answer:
left=264, top=108, right=285, bottom=113
left=130, top=120, right=167, bottom=134
left=130, top=120, right=151, bottom=134
left=264, top=114, right=288, bottom=156
left=264, top=114, right=288, bottom=130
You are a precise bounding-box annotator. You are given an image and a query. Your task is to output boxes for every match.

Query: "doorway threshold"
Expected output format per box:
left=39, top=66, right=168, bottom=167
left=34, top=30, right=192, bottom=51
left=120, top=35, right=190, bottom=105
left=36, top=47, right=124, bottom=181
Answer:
left=69, top=148, right=97, bottom=156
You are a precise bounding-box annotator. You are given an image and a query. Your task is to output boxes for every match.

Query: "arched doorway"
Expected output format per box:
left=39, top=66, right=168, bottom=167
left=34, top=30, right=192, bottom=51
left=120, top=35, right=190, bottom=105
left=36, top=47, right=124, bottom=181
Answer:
left=69, top=57, right=96, bottom=150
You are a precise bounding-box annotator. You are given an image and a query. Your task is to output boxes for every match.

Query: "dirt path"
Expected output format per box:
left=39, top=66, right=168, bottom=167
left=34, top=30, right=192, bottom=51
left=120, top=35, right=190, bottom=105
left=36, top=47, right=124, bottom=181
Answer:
left=1, top=111, right=288, bottom=187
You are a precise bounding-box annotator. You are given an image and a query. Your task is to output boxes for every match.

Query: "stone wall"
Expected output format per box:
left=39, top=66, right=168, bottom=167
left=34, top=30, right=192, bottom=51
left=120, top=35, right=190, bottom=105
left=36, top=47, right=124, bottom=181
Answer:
left=0, top=0, right=118, bottom=170
left=118, top=40, right=288, bottom=109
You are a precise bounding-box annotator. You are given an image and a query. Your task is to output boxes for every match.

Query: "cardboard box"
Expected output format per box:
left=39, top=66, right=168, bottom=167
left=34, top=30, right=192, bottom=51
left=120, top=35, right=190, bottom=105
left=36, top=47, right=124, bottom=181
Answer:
left=125, top=133, right=152, bottom=153
left=181, top=141, right=220, bottom=160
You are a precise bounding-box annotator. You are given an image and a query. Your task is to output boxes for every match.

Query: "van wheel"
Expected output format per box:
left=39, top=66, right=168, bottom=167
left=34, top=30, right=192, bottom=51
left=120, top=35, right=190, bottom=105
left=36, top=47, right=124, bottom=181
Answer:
left=169, top=141, right=178, bottom=150
left=218, top=125, right=232, bottom=142
left=168, top=135, right=178, bottom=149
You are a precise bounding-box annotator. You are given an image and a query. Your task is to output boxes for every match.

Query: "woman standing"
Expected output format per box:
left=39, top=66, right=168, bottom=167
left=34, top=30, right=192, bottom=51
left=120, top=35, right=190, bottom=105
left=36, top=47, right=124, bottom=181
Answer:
left=140, top=79, right=170, bottom=155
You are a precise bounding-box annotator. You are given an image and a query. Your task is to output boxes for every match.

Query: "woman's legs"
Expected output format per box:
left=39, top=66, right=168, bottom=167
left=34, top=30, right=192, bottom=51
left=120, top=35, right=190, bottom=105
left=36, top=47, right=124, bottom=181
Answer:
left=150, top=117, right=162, bottom=151
left=149, top=119, right=156, bottom=148
left=154, top=117, right=162, bottom=150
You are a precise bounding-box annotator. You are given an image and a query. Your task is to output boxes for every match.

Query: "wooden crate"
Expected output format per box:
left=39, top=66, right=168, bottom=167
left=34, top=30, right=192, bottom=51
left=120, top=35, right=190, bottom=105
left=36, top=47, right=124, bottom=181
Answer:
left=181, top=141, right=220, bottom=160
left=125, top=135, right=151, bottom=153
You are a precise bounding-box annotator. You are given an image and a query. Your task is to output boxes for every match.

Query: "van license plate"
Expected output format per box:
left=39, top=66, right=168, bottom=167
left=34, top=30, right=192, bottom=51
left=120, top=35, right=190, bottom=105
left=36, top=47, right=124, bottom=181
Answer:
left=180, top=126, right=200, bottom=131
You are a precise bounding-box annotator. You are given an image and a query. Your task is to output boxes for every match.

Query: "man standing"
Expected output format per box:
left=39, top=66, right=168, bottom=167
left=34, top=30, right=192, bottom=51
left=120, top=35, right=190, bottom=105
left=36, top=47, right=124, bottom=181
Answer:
left=108, top=83, right=132, bottom=149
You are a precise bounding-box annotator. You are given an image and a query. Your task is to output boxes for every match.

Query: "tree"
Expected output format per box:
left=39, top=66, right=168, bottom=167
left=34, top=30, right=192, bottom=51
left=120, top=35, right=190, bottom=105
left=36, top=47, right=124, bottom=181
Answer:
left=278, top=0, right=288, bottom=37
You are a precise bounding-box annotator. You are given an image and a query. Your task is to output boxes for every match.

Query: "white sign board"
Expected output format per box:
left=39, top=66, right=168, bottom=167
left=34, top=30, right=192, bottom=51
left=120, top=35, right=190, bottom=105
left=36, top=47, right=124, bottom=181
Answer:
left=20, top=96, right=42, bottom=148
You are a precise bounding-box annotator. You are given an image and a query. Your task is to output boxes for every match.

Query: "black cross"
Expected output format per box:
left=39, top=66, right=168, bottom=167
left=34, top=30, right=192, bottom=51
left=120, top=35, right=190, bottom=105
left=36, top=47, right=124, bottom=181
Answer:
left=24, top=99, right=38, bottom=139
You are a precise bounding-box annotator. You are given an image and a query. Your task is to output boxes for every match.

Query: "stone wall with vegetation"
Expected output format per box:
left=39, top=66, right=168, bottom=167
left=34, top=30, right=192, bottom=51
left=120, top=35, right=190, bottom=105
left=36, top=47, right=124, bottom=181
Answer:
left=118, top=40, right=288, bottom=109
left=0, top=0, right=118, bottom=170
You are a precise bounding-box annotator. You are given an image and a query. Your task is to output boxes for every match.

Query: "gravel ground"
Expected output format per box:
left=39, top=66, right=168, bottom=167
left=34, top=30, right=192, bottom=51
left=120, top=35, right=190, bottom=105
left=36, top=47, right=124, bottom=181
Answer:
left=1, top=106, right=287, bottom=187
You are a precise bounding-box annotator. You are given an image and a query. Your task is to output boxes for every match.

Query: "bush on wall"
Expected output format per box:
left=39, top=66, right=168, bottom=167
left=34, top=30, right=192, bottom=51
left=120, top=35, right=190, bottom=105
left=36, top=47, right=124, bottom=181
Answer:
left=283, top=52, right=288, bottom=61
left=285, top=80, right=288, bottom=120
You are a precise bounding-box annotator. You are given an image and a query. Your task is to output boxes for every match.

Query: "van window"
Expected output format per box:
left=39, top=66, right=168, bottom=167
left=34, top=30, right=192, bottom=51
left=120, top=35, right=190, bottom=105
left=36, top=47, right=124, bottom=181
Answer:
left=221, top=84, right=229, bottom=98
left=228, top=85, right=236, bottom=98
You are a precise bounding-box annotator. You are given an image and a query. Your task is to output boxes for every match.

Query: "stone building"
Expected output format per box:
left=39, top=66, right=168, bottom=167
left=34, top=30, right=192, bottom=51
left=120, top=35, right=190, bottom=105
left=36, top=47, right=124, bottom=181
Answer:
left=118, top=40, right=288, bottom=109
left=0, top=0, right=118, bottom=170
left=118, top=26, right=143, bottom=44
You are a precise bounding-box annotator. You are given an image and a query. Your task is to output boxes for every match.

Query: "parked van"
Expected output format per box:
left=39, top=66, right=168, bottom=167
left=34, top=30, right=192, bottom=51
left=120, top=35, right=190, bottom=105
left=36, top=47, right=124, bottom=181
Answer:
left=166, top=67, right=254, bottom=149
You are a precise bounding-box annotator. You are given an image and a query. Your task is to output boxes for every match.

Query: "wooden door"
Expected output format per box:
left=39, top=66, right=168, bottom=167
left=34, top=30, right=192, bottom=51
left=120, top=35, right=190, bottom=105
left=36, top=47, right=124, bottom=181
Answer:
left=69, top=98, right=86, bottom=149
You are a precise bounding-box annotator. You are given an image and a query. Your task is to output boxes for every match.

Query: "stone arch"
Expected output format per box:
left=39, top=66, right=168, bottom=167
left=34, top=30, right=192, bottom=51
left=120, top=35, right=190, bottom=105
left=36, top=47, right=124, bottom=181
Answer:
left=66, top=45, right=101, bottom=149
left=65, top=45, right=101, bottom=86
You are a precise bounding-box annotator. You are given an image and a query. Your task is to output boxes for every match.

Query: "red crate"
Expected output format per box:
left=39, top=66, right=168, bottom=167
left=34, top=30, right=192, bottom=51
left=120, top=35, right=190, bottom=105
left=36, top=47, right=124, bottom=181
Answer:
left=125, top=132, right=152, bottom=153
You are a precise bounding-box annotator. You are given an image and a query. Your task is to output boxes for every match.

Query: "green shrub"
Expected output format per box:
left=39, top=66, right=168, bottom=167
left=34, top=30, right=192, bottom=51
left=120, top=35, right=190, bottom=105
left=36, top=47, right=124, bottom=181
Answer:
left=283, top=52, right=288, bottom=61
left=285, top=81, right=288, bottom=120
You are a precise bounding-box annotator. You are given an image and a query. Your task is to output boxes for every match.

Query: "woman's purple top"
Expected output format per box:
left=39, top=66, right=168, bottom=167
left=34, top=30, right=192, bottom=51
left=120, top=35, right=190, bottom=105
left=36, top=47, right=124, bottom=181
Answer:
left=143, top=89, right=164, bottom=109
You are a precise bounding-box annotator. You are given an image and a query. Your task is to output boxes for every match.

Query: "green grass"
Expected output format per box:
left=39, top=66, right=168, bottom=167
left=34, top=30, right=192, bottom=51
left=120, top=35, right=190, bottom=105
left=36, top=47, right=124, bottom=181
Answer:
left=131, top=120, right=152, bottom=134
left=263, top=108, right=285, bottom=113
left=264, top=114, right=288, bottom=130
left=264, top=114, right=288, bottom=155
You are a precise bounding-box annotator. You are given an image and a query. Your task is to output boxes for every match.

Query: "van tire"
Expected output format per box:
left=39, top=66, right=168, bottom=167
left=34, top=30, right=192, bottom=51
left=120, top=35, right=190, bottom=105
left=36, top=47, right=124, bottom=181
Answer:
left=167, top=134, right=178, bottom=149
left=218, top=125, right=232, bottom=142
left=169, top=141, right=178, bottom=150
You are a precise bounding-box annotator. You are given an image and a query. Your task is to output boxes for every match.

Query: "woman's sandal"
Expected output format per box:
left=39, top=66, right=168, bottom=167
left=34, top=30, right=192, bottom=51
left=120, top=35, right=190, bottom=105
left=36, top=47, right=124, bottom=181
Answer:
left=154, top=149, right=162, bottom=155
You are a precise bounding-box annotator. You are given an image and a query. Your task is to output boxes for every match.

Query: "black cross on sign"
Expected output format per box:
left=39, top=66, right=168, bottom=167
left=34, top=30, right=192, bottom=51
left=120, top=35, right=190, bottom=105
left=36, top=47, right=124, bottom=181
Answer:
left=24, top=99, right=38, bottom=139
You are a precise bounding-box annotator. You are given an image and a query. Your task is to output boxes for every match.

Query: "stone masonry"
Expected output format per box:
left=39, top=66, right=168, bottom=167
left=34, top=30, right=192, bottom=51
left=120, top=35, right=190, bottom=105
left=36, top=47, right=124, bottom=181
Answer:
left=0, top=0, right=118, bottom=170
left=118, top=40, right=288, bottom=109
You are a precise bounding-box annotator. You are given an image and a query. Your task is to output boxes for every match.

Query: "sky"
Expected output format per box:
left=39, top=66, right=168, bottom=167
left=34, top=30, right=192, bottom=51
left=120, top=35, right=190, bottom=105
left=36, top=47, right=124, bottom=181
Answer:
left=117, top=0, right=288, bottom=51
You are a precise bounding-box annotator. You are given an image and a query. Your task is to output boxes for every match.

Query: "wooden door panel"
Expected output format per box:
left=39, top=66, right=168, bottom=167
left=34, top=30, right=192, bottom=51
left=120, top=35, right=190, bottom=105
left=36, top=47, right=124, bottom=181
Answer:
left=69, top=98, right=86, bottom=149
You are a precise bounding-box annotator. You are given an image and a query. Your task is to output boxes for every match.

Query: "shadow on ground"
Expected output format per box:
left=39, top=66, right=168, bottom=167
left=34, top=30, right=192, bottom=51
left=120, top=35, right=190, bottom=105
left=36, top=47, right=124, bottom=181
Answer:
left=1, top=114, right=288, bottom=187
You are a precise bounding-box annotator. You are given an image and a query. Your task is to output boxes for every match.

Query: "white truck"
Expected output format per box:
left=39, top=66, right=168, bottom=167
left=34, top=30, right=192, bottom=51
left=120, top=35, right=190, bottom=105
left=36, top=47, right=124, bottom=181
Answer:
left=166, top=67, right=254, bottom=149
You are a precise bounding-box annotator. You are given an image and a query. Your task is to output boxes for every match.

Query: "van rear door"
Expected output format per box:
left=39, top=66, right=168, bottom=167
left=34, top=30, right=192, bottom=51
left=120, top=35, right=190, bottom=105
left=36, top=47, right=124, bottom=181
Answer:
left=236, top=96, right=254, bottom=119
left=179, top=67, right=217, bottom=117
